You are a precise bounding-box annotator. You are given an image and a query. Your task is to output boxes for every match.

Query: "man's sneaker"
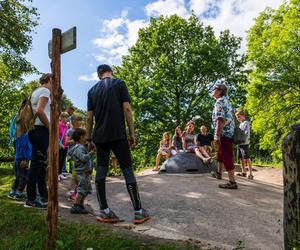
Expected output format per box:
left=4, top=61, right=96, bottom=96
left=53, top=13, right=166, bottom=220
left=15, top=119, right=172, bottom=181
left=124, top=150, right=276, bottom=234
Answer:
left=219, top=182, right=238, bottom=189
left=70, top=204, right=88, bottom=214
left=7, top=191, right=17, bottom=199
left=96, top=209, right=120, bottom=223
left=211, top=171, right=222, bottom=180
left=24, top=199, right=47, bottom=209
left=133, top=208, right=150, bottom=224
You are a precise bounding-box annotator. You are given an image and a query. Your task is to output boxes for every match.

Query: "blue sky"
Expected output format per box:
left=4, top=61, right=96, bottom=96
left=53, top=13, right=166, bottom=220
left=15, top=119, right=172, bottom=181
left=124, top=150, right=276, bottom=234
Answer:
left=26, top=0, right=283, bottom=110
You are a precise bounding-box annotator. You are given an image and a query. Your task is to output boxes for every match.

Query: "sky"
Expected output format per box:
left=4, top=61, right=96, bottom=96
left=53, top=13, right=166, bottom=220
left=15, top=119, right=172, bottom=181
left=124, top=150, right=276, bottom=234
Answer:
left=26, top=0, right=284, bottom=110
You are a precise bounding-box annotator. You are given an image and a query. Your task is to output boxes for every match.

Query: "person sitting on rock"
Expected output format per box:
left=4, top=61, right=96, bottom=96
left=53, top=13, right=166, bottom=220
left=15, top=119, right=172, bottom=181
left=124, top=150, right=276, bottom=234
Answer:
left=171, top=126, right=184, bottom=156
left=154, top=132, right=172, bottom=171
left=194, top=126, right=212, bottom=164
left=182, top=120, right=197, bottom=153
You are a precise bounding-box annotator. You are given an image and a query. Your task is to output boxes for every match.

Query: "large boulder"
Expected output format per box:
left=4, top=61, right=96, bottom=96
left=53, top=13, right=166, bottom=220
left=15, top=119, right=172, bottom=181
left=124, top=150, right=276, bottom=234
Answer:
left=159, top=152, right=217, bottom=174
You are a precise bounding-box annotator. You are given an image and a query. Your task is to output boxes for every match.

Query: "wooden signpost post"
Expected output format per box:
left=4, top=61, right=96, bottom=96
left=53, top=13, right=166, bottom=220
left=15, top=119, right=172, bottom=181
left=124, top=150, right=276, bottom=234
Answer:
left=46, top=27, right=76, bottom=250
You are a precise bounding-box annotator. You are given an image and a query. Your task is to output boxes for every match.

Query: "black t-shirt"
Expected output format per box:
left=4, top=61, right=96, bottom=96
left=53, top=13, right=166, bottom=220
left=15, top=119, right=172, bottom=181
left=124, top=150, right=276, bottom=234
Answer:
left=87, top=77, right=131, bottom=143
left=196, top=133, right=213, bottom=146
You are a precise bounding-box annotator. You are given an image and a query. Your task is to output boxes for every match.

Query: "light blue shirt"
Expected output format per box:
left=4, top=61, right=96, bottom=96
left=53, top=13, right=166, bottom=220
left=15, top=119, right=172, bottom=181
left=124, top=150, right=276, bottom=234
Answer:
left=212, top=96, right=235, bottom=139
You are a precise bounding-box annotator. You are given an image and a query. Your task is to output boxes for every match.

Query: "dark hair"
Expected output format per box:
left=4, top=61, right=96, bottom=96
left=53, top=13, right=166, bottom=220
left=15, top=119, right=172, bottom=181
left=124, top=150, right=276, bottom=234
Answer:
left=71, top=115, right=83, bottom=125
left=214, top=84, right=228, bottom=96
left=72, top=128, right=86, bottom=142
left=97, top=64, right=112, bottom=79
left=174, top=126, right=182, bottom=137
left=39, top=73, right=52, bottom=85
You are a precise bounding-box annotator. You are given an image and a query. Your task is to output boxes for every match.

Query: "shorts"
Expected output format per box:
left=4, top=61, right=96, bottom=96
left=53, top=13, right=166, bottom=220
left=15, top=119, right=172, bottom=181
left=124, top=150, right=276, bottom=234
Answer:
left=218, top=137, right=234, bottom=172
left=238, top=144, right=250, bottom=159
left=76, top=173, right=92, bottom=197
left=158, top=149, right=170, bottom=156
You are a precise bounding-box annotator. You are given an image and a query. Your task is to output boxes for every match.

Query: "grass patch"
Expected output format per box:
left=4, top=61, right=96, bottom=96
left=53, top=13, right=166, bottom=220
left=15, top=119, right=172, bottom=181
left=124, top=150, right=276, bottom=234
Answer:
left=251, top=159, right=283, bottom=169
left=0, top=163, right=192, bottom=250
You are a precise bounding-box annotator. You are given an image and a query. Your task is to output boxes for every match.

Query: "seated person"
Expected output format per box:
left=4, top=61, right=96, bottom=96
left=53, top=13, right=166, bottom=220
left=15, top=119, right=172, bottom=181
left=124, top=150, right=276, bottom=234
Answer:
left=171, top=126, right=184, bottom=155
left=194, top=125, right=213, bottom=164
left=154, top=132, right=171, bottom=171
left=196, top=125, right=214, bottom=154
left=182, top=120, right=196, bottom=153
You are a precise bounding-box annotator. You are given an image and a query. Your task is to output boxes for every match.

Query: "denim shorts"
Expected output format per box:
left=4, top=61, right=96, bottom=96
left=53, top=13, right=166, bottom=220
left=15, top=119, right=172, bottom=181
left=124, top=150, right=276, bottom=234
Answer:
left=76, top=173, right=92, bottom=197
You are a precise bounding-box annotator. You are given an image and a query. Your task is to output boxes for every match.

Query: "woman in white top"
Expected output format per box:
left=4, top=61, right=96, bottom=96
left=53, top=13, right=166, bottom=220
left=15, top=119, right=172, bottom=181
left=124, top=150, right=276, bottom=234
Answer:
left=25, top=73, right=52, bottom=209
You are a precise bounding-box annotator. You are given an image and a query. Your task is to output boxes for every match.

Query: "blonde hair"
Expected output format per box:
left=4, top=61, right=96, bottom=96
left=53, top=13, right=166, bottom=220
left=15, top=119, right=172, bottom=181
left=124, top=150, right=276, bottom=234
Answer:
left=235, top=110, right=246, bottom=116
left=60, top=112, right=69, bottom=118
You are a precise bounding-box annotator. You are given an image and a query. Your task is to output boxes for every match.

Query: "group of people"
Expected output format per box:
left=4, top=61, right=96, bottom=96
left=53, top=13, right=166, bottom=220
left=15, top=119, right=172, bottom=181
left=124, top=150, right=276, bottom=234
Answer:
left=154, top=123, right=214, bottom=171
left=7, top=63, right=253, bottom=225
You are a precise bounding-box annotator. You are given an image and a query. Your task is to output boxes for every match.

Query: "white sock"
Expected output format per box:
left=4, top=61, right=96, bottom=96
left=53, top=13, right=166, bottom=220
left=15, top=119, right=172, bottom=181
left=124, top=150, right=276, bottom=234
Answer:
left=103, top=208, right=110, bottom=214
left=135, top=209, right=143, bottom=213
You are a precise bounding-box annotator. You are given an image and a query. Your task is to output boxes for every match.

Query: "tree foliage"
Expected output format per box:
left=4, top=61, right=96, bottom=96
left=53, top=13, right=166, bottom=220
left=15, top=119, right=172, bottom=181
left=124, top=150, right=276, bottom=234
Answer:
left=115, top=14, right=247, bottom=167
left=245, top=0, right=300, bottom=160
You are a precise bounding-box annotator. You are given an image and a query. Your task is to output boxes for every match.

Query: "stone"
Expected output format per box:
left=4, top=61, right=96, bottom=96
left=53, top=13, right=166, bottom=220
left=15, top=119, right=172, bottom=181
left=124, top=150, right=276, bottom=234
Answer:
left=159, top=152, right=217, bottom=174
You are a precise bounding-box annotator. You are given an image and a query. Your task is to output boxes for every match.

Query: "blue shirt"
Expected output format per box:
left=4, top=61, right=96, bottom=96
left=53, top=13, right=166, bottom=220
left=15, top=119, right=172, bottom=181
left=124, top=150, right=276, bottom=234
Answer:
left=15, top=133, right=32, bottom=161
left=212, top=96, right=235, bottom=139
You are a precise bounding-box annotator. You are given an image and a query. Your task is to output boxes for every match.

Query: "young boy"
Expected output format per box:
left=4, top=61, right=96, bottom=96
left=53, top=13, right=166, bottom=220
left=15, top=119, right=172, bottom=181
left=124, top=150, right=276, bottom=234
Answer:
left=235, top=110, right=253, bottom=179
left=68, top=128, right=95, bottom=214
left=8, top=133, right=32, bottom=200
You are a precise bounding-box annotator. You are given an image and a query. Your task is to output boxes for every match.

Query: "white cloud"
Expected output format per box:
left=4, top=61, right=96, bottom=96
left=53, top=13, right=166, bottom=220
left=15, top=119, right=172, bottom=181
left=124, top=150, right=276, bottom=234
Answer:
left=79, top=0, right=284, bottom=82
left=78, top=72, right=98, bottom=82
left=145, top=0, right=189, bottom=18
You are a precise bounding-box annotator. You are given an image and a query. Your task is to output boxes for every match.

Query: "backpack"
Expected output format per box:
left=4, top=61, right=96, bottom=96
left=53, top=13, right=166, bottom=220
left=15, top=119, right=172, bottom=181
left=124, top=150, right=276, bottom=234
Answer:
left=232, top=112, right=246, bottom=145
left=16, top=97, right=36, bottom=137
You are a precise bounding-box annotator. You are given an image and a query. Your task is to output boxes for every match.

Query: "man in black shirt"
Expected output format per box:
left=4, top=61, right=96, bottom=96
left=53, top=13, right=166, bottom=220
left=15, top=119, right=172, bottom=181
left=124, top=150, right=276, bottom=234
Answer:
left=86, top=64, right=149, bottom=224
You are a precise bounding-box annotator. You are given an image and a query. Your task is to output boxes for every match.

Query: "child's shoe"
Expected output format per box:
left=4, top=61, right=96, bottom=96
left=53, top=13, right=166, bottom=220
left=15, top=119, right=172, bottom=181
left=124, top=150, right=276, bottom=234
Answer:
left=70, top=204, right=88, bottom=214
left=133, top=208, right=150, bottom=224
left=96, top=208, right=120, bottom=223
left=7, top=191, right=17, bottom=199
left=237, top=172, right=247, bottom=177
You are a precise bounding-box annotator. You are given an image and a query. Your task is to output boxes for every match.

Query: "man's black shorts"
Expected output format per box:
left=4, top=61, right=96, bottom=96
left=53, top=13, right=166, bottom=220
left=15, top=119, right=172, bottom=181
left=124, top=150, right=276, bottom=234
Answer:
left=238, top=144, right=250, bottom=159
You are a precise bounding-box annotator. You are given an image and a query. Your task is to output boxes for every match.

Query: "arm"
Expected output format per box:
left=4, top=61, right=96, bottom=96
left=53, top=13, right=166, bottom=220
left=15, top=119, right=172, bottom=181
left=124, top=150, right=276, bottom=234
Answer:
left=36, top=97, right=50, bottom=128
left=214, top=118, right=225, bottom=143
left=74, top=146, right=93, bottom=163
left=182, top=133, right=187, bottom=151
left=123, top=102, right=135, bottom=147
left=86, top=111, right=93, bottom=140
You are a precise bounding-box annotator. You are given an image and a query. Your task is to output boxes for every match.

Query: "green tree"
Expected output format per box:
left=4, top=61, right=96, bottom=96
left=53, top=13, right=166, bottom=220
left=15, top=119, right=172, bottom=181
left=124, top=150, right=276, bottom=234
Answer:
left=115, top=14, right=247, bottom=167
left=246, top=0, right=300, bottom=160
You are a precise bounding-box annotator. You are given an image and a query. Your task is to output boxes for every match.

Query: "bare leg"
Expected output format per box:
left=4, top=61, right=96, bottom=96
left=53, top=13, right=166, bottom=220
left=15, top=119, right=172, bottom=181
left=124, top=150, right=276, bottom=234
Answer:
left=155, top=153, right=161, bottom=170
left=228, top=169, right=236, bottom=182
left=240, top=159, right=246, bottom=174
left=218, top=162, right=224, bottom=175
left=199, top=147, right=211, bottom=159
left=247, top=158, right=253, bottom=176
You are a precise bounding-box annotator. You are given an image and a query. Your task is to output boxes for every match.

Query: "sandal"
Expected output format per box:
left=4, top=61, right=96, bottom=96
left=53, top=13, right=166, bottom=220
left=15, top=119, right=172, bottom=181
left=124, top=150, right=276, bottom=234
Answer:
left=247, top=175, right=254, bottom=180
left=211, top=171, right=222, bottom=180
left=237, top=172, right=247, bottom=177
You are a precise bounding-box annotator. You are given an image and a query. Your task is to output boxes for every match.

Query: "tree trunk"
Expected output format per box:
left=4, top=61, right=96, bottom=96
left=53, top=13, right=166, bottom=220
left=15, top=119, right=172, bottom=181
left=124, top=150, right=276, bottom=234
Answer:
left=282, top=123, right=300, bottom=250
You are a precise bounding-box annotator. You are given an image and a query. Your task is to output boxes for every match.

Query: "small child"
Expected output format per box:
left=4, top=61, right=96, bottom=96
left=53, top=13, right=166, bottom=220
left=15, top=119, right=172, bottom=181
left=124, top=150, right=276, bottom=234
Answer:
left=68, top=128, right=95, bottom=214
left=8, top=132, right=32, bottom=200
left=65, top=115, right=83, bottom=200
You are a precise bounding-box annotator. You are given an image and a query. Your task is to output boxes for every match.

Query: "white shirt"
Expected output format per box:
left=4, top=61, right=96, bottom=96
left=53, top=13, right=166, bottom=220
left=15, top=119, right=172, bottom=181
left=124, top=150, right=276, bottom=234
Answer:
left=31, top=87, right=51, bottom=126
left=239, top=120, right=251, bottom=145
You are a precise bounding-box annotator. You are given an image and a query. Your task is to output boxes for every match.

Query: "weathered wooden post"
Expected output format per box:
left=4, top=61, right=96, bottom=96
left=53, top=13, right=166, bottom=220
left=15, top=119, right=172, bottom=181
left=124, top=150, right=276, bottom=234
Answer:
left=46, top=27, right=76, bottom=250
left=282, top=123, right=300, bottom=250
left=46, top=28, right=62, bottom=250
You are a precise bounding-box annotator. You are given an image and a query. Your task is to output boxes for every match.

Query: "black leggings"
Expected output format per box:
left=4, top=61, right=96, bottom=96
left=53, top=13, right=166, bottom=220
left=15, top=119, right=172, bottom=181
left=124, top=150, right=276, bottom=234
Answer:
left=95, top=139, right=141, bottom=210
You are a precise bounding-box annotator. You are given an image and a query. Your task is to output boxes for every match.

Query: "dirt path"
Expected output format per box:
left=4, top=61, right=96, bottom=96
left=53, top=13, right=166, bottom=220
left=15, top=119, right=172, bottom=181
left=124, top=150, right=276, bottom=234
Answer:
left=58, top=166, right=283, bottom=250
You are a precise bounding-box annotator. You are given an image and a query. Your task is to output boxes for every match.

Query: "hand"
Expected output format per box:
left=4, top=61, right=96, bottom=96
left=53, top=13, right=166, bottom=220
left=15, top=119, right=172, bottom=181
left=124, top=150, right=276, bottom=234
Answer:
left=128, top=134, right=136, bottom=148
left=87, top=141, right=96, bottom=151
left=20, top=160, right=28, bottom=169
